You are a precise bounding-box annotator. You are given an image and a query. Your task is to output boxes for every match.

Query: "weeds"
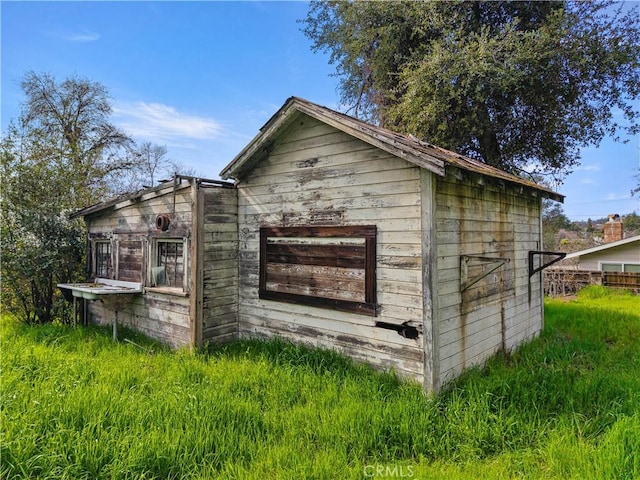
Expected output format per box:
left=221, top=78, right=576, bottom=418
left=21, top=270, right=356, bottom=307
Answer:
left=1, top=286, right=638, bottom=479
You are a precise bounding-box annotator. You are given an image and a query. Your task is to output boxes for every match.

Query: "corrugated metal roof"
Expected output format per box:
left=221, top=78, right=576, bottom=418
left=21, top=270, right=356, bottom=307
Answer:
left=220, top=96, right=564, bottom=202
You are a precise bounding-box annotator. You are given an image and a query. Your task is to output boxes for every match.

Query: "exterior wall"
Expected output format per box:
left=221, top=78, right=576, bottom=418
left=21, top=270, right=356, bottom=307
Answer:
left=85, top=184, right=194, bottom=348
left=434, top=169, right=543, bottom=388
left=236, top=113, right=425, bottom=380
left=577, top=241, right=640, bottom=270
left=201, top=186, right=239, bottom=344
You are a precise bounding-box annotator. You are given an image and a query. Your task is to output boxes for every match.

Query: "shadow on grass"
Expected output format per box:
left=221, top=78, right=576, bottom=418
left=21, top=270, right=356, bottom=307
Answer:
left=207, top=336, right=405, bottom=388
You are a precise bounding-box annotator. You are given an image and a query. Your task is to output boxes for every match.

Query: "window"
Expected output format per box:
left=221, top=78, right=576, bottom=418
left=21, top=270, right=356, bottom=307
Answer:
left=94, top=241, right=112, bottom=278
left=600, top=262, right=640, bottom=273
left=151, top=239, right=186, bottom=290
left=259, top=225, right=377, bottom=316
left=602, top=263, right=623, bottom=272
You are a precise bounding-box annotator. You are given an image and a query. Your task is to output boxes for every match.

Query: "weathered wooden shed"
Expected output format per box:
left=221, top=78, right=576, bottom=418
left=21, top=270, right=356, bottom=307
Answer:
left=71, top=176, right=238, bottom=347
left=220, top=97, right=563, bottom=392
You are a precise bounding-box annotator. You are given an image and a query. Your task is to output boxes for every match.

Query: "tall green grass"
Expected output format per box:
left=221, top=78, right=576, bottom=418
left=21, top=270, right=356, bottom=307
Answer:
left=1, top=286, right=638, bottom=479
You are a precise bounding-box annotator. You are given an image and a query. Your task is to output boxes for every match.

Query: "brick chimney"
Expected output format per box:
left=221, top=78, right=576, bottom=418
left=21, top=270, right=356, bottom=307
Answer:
left=603, top=214, right=623, bottom=243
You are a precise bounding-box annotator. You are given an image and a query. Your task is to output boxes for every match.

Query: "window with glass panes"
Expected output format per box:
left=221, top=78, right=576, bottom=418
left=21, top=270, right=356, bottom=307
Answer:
left=95, top=241, right=112, bottom=278
left=156, top=240, right=184, bottom=287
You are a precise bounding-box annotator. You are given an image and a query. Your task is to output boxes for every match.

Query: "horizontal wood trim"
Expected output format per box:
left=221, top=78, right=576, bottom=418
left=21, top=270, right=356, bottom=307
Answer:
left=262, top=225, right=376, bottom=238
left=265, top=281, right=364, bottom=303
left=266, top=243, right=365, bottom=268
left=259, top=289, right=377, bottom=316
left=267, top=262, right=364, bottom=279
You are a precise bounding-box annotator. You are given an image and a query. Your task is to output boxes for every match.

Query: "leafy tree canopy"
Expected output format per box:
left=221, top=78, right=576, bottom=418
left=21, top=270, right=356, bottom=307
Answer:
left=14, top=71, right=135, bottom=206
left=1, top=72, right=136, bottom=323
left=302, top=1, right=640, bottom=178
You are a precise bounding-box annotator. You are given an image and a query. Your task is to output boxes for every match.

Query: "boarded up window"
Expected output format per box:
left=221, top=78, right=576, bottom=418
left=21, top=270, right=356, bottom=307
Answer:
left=118, top=240, right=143, bottom=282
left=259, top=225, right=377, bottom=316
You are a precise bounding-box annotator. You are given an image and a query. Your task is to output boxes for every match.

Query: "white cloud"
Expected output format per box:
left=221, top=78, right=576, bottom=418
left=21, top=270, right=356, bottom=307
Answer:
left=605, top=192, right=631, bottom=201
left=63, top=29, right=100, bottom=42
left=113, top=101, right=223, bottom=143
left=573, top=163, right=602, bottom=172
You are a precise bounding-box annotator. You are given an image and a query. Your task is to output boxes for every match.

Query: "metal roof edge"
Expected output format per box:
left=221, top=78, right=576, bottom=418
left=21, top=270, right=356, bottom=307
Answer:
left=564, top=234, right=640, bottom=259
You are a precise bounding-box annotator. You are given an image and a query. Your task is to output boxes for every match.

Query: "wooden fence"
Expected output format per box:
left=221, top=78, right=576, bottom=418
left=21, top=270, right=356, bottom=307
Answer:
left=544, top=269, right=640, bottom=296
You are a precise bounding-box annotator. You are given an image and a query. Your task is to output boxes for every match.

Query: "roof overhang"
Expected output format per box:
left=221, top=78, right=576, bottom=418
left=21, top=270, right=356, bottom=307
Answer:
left=220, top=96, right=446, bottom=180
left=220, top=97, right=563, bottom=203
left=71, top=175, right=234, bottom=219
left=565, top=234, right=640, bottom=259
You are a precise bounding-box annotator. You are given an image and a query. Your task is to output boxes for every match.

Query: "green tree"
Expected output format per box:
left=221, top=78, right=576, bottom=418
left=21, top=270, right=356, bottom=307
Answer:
left=18, top=71, right=133, bottom=205
left=542, top=200, right=573, bottom=250
left=1, top=72, right=135, bottom=323
left=302, top=1, right=640, bottom=177
left=622, top=212, right=640, bottom=235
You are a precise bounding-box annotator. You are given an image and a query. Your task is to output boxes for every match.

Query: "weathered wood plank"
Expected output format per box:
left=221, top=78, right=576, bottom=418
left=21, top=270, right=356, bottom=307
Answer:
left=238, top=307, right=422, bottom=352
left=264, top=280, right=364, bottom=303
left=238, top=319, right=423, bottom=378
left=245, top=167, right=421, bottom=193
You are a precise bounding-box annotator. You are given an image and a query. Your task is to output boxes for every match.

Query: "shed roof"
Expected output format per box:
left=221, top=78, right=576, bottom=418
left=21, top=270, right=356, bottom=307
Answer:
left=220, top=96, right=564, bottom=202
left=564, top=234, right=640, bottom=259
left=71, top=175, right=234, bottom=219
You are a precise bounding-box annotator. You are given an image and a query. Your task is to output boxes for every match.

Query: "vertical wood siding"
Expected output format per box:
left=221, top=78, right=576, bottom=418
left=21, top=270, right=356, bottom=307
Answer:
left=434, top=170, right=542, bottom=388
left=236, top=113, right=425, bottom=380
left=201, top=186, right=239, bottom=344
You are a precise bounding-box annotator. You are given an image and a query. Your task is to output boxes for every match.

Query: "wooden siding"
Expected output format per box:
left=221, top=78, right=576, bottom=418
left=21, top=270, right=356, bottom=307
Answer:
left=236, top=113, right=425, bottom=380
left=434, top=169, right=543, bottom=388
left=117, top=239, right=144, bottom=282
left=201, top=186, right=239, bottom=344
left=86, top=185, right=194, bottom=347
left=88, top=291, right=191, bottom=348
left=259, top=225, right=377, bottom=315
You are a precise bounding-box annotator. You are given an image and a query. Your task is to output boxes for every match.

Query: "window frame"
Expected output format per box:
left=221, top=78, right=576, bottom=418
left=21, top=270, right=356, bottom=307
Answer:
left=601, top=262, right=623, bottom=272
left=599, top=261, right=640, bottom=273
left=92, top=239, right=113, bottom=279
left=259, top=225, right=377, bottom=316
left=148, top=237, right=189, bottom=294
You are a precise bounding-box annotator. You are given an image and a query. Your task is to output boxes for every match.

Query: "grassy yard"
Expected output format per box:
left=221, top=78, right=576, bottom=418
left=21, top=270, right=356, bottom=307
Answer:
left=1, top=286, right=639, bottom=479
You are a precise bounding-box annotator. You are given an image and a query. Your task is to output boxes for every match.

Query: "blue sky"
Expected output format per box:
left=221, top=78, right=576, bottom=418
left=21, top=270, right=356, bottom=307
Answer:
left=2, top=1, right=639, bottom=221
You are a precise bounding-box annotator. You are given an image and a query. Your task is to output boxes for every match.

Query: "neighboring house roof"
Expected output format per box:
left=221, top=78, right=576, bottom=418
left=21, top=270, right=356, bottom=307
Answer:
left=565, top=235, right=640, bottom=260
left=220, top=96, right=564, bottom=202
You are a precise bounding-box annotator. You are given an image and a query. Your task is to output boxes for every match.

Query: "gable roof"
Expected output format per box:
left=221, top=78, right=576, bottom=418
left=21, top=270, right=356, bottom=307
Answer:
left=565, top=234, right=640, bottom=259
left=220, top=96, right=564, bottom=202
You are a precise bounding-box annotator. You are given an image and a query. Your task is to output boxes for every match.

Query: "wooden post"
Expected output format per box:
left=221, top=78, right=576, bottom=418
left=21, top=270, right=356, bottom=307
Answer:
left=421, top=169, right=439, bottom=394
left=190, top=180, right=204, bottom=348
